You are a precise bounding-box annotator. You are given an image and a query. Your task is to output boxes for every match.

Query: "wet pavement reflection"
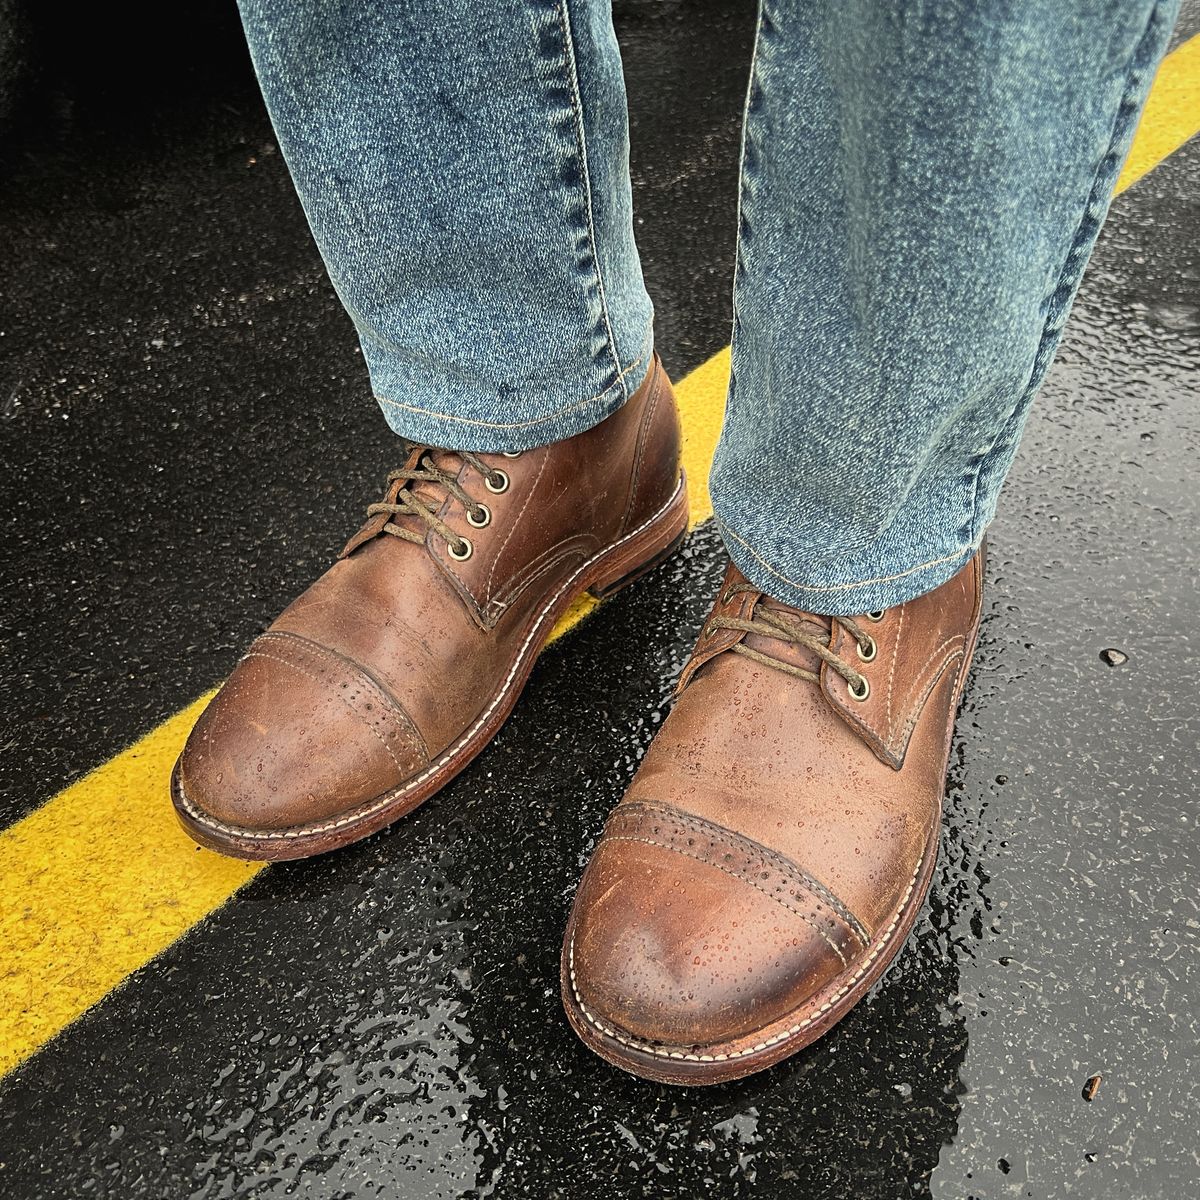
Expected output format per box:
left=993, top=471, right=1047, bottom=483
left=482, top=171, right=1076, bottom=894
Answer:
left=1, top=2, right=1197, bottom=1197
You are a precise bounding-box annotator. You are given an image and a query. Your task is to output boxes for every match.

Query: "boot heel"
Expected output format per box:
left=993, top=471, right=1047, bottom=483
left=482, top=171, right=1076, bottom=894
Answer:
left=586, top=471, right=689, bottom=600
left=590, top=530, right=687, bottom=599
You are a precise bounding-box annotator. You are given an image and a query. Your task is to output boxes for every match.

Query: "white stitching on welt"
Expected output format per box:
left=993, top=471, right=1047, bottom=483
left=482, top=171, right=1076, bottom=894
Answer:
left=604, top=834, right=849, bottom=966
left=568, top=840, right=927, bottom=1062
left=178, top=475, right=685, bottom=839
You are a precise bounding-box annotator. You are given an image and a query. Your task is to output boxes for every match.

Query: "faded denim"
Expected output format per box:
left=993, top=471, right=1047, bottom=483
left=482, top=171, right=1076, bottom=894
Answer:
left=237, top=0, right=654, bottom=447
left=714, top=0, right=1178, bottom=611
left=238, top=0, right=1178, bottom=613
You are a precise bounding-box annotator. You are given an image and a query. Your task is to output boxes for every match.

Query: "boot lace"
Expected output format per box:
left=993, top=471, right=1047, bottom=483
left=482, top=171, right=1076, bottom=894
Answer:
left=707, top=582, right=878, bottom=699
left=366, top=449, right=518, bottom=556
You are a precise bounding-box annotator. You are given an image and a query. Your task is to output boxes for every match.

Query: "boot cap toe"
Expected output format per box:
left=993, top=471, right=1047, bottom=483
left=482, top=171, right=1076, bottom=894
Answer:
left=178, top=632, right=427, bottom=832
left=566, top=802, right=862, bottom=1050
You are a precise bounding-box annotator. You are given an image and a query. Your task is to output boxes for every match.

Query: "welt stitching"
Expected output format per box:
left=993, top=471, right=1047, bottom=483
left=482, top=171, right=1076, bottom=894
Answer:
left=176, top=475, right=685, bottom=839
left=604, top=833, right=849, bottom=966
left=243, top=650, right=408, bottom=776
left=568, top=835, right=930, bottom=1062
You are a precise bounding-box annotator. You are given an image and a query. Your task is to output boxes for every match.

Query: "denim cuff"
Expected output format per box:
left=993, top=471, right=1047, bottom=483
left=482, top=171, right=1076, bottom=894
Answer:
left=715, top=514, right=983, bottom=617
left=368, top=331, right=655, bottom=454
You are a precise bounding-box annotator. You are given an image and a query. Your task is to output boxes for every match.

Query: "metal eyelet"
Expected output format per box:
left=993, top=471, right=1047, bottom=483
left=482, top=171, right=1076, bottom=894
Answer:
left=848, top=675, right=870, bottom=701
left=866, top=610, right=885, bottom=622
left=500, top=450, right=522, bottom=459
left=466, top=503, right=491, bottom=528
left=485, top=469, right=510, bottom=494
left=448, top=537, right=473, bottom=561
left=857, top=635, right=877, bottom=663
left=722, top=588, right=736, bottom=604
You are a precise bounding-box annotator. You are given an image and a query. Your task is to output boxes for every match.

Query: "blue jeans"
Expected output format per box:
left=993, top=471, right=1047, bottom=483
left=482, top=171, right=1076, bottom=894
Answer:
left=237, top=0, right=1177, bottom=614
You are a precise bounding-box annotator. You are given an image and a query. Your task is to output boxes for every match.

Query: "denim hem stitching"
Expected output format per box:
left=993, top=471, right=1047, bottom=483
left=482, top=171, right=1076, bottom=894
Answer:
left=716, top=515, right=974, bottom=595
left=372, top=330, right=652, bottom=431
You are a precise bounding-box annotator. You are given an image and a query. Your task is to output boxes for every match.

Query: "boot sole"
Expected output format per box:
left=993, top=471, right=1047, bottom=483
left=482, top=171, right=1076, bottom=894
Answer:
left=560, top=542, right=987, bottom=1086
left=171, top=470, right=690, bottom=861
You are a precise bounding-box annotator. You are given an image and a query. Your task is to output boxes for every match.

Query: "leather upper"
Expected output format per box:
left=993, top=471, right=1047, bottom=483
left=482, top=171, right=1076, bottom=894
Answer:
left=567, top=552, right=984, bottom=1051
left=178, top=357, right=682, bottom=831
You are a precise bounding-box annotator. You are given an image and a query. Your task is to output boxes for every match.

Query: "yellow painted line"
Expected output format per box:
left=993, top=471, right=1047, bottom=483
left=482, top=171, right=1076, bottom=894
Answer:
left=1117, top=31, right=1200, bottom=192
left=0, top=697, right=251, bottom=1077
left=0, top=350, right=730, bottom=1080
left=0, top=34, right=1196, bottom=1079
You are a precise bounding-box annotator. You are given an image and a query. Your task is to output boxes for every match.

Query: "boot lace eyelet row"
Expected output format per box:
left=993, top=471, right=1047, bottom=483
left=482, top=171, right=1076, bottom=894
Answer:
left=365, top=448, right=519, bottom=556
left=706, top=582, right=882, bottom=701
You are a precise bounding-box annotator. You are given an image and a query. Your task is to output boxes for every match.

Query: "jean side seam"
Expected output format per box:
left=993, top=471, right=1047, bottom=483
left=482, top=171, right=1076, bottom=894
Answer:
left=726, top=0, right=767, bottom=415
left=716, top=515, right=975, bottom=595
left=556, top=0, right=625, bottom=400
left=961, top=0, right=1171, bottom=550
left=372, top=329, right=652, bottom=432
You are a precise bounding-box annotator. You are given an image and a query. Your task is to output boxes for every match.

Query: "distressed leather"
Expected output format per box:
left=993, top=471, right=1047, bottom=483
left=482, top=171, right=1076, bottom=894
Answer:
left=566, top=552, right=984, bottom=1055
left=177, top=356, right=682, bottom=835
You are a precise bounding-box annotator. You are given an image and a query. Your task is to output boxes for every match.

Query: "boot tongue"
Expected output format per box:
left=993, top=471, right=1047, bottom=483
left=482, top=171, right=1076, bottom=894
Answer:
left=390, top=446, right=474, bottom=544
left=403, top=445, right=463, bottom=509
left=743, top=596, right=834, bottom=678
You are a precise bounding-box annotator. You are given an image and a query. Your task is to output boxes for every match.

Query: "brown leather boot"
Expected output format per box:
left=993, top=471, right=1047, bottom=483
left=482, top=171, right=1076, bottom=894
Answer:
left=561, top=550, right=984, bottom=1084
left=172, top=356, right=688, bottom=860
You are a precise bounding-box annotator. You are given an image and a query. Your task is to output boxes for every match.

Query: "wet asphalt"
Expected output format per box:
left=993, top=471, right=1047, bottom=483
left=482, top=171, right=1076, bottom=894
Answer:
left=1, top=2, right=1198, bottom=1197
